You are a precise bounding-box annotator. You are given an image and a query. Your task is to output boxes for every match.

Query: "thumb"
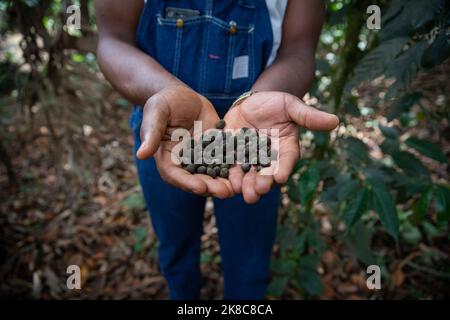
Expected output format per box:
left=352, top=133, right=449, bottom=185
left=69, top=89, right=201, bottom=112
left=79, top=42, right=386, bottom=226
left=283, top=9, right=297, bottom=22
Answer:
left=136, top=98, right=169, bottom=160
left=286, top=97, right=339, bottom=131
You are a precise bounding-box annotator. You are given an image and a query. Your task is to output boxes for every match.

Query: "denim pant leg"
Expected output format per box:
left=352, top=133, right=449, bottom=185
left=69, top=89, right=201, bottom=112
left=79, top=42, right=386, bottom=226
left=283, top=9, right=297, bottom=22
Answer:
left=131, top=108, right=206, bottom=299
left=213, top=188, right=280, bottom=299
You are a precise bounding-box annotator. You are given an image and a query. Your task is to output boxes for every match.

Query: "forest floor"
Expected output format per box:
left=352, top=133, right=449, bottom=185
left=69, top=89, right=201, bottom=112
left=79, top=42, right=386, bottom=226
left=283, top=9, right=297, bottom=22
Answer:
left=0, top=58, right=449, bottom=300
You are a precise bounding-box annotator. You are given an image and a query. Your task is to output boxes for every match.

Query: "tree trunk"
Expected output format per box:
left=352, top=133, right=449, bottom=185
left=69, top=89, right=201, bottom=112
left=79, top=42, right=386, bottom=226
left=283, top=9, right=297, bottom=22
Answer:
left=0, top=140, right=17, bottom=188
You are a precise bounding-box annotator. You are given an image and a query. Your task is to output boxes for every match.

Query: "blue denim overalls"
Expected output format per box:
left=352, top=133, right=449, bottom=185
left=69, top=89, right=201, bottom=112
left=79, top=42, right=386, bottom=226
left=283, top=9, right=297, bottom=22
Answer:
left=129, top=0, right=281, bottom=299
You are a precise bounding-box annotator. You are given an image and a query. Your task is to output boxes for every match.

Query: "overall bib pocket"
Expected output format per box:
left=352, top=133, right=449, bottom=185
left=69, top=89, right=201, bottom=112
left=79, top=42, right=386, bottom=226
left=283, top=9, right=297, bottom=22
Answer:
left=155, top=15, right=204, bottom=80
left=154, top=5, right=255, bottom=96
left=204, top=18, right=254, bottom=96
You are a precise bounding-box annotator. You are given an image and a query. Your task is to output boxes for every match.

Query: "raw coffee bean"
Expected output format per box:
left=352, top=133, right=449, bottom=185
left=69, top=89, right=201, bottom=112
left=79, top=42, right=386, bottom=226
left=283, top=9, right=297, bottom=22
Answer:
left=259, top=155, right=271, bottom=166
left=196, top=166, right=207, bottom=174
left=214, top=166, right=221, bottom=175
left=187, top=138, right=195, bottom=149
left=270, top=149, right=278, bottom=160
left=235, top=146, right=245, bottom=162
left=233, top=135, right=239, bottom=147
left=258, top=135, right=272, bottom=147
left=206, top=167, right=217, bottom=178
left=244, top=147, right=249, bottom=158
left=258, top=136, right=268, bottom=149
left=261, top=162, right=271, bottom=168
left=225, top=131, right=233, bottom=143
left=220, top=163, right=229, bottom=169
left=213, top=130, right=223, bottom=140
left=194, top=146, right=203, bottom=162
left=215, top=119, right=226, bottom=129
left=186, top=164, right=197, bottom=174
left=256, top=165, right=262, bottom=172
left=225, top=154, right=235, bottom=164
left=241, top=163, right=251, bottom=173
left=181, top=156, right=191, bottom=166
left=189, top=148, right=195, bottom=163
left=219, top=168, right=229, bottom=178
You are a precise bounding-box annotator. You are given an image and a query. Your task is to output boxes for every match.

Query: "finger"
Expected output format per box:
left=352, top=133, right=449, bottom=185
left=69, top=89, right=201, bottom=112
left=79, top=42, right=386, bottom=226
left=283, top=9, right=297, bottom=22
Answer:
left=254, top=173, right=273, bottom=196
left=286, top=97, right=339, bottom=131
left=198, top=175, right=235, bottom=199
left=242, top=167, right=260, bottom=204
left=155, top=150, right=208, bottom=194
left=160, top=165, right=209, bottom=195
left=198, top=99, right=221, bottom=131
left=273, top=139, right=300, bottom=184
left=137, top=98, right=170, bottom=160
left=228, top=165, right=244, bottom=194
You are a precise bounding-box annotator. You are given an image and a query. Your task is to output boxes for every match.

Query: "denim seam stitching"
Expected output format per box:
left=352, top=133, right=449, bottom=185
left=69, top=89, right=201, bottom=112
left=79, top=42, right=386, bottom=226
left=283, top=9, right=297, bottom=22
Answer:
left=173, top=28, right=183, bottom=77
left=224, top=34, right=235, bottom=94
left=248, top=24, right=255, bottom=89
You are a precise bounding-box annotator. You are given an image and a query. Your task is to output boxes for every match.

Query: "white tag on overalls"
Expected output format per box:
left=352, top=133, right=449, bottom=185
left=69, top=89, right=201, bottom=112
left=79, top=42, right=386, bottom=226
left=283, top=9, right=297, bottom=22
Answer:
left=232, top=55, right=249, bottom=79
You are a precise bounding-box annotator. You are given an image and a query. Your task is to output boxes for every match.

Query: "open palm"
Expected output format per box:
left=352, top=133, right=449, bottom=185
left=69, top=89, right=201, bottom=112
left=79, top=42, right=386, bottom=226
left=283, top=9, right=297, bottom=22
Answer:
left=224, top=91, right=339, bottom=203
left=136, top=86, right=235, bottom=199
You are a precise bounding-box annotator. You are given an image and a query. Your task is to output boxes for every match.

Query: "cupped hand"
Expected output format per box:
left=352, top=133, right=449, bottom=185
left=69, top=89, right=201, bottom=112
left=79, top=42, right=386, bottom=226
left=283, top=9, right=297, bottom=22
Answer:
left=136, top=85, right=235, bottom=199
left=224, top=91, right=339, bottom=204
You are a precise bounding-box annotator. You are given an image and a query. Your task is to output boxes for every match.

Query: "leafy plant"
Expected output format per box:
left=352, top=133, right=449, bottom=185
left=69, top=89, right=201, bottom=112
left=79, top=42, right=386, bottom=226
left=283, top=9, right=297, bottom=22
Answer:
left=270, top=0, right=450, bottom=298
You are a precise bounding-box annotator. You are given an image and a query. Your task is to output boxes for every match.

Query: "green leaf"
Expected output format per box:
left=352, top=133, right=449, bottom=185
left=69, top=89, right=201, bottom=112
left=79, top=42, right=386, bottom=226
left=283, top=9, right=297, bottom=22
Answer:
left=133, top=242, right=144, bottom=253
left=384, top=41, right=428, bottom=94
left=343, top=221, right=375, bottom=265
left=380, top=138, right=400, bottom=155
left=422, top=221, right=440, bottom=239
left=277, top=224, right=297, bottom=252
left=434, top=185, right=450, bottom=222
left=422, top=33, right=450, bottom=69
left=200, top=252, right=214, bottom=264
left=297, top=272, right=323, bottom=297
left=271, top=258, right=296, bottom=275
left=392, top=150, right=429, bottom=177
left=297, top=255, right=323, bottom=296
left=344, top=137, right=370, bottom=167
left=369, top=179, right=399, bottom=239
left=122, top=193, right=146, bottom=210
left=133, top=227, right=148, bottom=241
left=115, top=97, right=132, bottom=108
left=412, top=187, right=433, bottom=220
left=286, top=177, right=300, bottom=203
left=346, top=37, right=408, bottom=92
left=343, top=98, right=361, bottom=116
left=337, top=179, right=360, bottom=202
left=387, top=92, right=422, bottom=121
left=382, top=0, right=405, bottom=25
left=381, top=0, right=445, bottom=40
left=267, top=276, right=288, bottom=297
left=408, top=0, right=445, bottom=29
left=24, top=0, right=39, bottom=7
left=71, top=53, right=85, bottom=63
left=379, top=125, right=399, bottom=140
left=299, top=164, right=320, bottom=207
left=313, top=131, right=329, bottom=147
left=401, top=221, right=422, bottom=245
left=405, top=137, right=448, bottom=163
left=343, top=188, right=369, bottom=228
left=293, top=233, right=307, bottom=255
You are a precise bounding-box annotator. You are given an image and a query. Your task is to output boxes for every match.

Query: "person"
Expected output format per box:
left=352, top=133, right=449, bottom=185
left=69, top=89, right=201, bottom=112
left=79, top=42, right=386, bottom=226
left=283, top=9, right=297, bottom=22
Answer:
left=95, top=0, right=338, bottom=299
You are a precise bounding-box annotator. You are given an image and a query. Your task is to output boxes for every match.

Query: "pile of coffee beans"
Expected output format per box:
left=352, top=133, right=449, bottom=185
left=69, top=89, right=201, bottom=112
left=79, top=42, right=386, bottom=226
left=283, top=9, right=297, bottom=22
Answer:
left=179, top=120, right=277, bottom=179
